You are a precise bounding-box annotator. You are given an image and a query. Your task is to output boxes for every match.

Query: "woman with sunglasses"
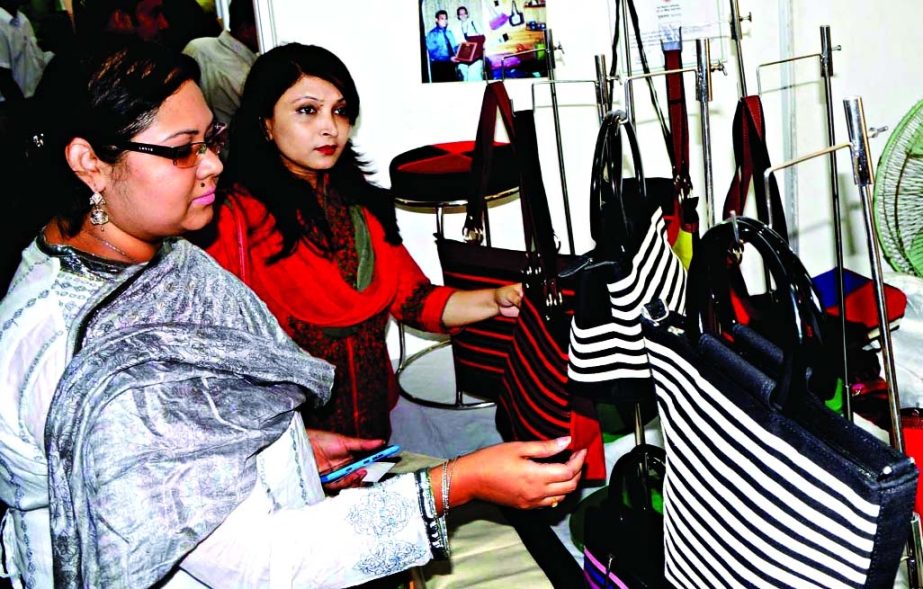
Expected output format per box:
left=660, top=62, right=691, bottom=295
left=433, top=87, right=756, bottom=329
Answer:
left=196, top=43, right=522, bottom=441
left=0, top=42, right=584, bottom=588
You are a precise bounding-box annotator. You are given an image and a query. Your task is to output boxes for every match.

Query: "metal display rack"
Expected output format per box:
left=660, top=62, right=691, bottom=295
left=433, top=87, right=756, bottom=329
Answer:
left=495, top=2, right=923, bottom=584
left=756, top=26, right=852, bottom=420
left=764, top=96, right=922, bottom=586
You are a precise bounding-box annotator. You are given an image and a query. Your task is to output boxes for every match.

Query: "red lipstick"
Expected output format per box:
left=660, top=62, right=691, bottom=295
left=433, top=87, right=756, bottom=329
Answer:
left=316, top=146, right=337, bottom=155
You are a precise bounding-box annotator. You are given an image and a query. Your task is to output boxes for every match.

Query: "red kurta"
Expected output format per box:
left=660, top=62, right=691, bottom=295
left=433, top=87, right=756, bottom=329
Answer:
left=204, top=185, right=455, bottom=439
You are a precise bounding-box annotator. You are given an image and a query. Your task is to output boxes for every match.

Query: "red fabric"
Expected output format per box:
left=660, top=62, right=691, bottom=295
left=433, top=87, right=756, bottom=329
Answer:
left=208, top=188, right=453, bottom=331
left=205, top=186, right=456, bottom=438
left=824, top=281, right=907, bottom=332
left=902, top=413, right=923, bottom=517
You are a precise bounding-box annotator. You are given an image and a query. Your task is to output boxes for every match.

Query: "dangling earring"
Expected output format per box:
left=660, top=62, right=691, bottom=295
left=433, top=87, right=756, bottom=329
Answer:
left=89, top=191, right=109, bottom=226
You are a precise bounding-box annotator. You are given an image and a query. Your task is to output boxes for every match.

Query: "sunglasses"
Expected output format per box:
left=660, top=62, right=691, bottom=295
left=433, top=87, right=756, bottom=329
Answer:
left=113, top=122, right=228, bottom=168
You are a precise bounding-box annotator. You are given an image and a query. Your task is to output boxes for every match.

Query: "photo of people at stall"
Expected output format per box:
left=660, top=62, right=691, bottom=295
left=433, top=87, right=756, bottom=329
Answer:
left=420, top=0, right=548, bottom=83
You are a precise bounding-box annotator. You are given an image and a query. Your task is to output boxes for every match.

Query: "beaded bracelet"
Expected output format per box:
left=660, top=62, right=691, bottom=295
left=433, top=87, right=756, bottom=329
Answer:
left=414, top=470, right=450, bottom=559
left=441, top=459, right=450, bottom=516
left=441, top=457, right=458, bottom=517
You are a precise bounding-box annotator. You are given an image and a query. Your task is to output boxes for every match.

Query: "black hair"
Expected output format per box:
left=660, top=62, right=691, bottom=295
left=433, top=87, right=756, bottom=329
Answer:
left=32, top=42, right=198, bottom=237
left=457, top=6, right=468, bottom=15
left=435, top=9, right=448, bottom=19
left=228, top=0, right=255, bottom=32
left=224, top=42, right=400, bottom=262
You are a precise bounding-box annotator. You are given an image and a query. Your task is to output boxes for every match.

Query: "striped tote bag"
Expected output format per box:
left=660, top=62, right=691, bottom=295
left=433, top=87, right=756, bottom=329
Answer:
left=496, top=109, right=606, bottom=482
left=642, top=218, right=917, bottom=588
left=435, top=81, right=523, bottom=400
left=567, top=112, right=687, bottom=402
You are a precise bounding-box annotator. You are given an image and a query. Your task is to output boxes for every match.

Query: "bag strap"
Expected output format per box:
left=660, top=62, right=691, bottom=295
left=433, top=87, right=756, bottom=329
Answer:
left=609, top=0, right=672, bottom=158
left=590, top=111, right=646, bottom=256
left=464, top=81, right=517, bottom=244
left=663, top=44, right=691, bottom=199
left=609, top=444, right=666, bottom=516
left=514, top=109, right=561, bottom=312
left=722, top=96, right=788, bottom=240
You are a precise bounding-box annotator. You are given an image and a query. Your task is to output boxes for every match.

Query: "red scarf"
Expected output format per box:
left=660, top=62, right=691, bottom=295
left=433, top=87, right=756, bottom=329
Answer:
left=209, top=187, right=402, bottom=329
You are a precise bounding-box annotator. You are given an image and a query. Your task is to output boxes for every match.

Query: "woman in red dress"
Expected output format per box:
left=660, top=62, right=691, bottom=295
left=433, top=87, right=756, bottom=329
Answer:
left=197, top=43, right=521, bottom=440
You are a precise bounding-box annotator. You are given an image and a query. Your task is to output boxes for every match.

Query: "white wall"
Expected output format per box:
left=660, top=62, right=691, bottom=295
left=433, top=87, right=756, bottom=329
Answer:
left=256, top=0, right=923, bottom=356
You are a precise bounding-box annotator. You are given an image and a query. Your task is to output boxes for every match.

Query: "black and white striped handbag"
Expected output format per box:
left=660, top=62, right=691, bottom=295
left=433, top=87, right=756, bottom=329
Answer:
left=567, top=112, right=686, bottom=401
left=643, top=217, right=917, bottom=588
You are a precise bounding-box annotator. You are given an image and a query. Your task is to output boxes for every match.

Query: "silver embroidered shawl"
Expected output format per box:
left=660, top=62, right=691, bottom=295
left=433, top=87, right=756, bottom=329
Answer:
left=45, top=240, right=335, bottom=588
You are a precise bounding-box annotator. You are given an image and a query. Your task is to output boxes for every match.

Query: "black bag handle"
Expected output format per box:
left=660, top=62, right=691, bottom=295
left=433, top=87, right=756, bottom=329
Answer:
left=609, top=443, right=665, bottom=516
left=589, top=110, right=646, bottom=259
left=608, top=0, right=672, bottom=165
left=685, top=217, right=823, bottom=410
left=513, top=109, right=563, bottom=316
left=464, top=81, right=517, bottom=244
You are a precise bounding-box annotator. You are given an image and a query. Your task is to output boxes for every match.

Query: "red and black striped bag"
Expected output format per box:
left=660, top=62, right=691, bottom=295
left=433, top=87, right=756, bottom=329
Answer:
left=436, top=81, right=524, bottom=400
left=496, top=110, right=606, bottom=482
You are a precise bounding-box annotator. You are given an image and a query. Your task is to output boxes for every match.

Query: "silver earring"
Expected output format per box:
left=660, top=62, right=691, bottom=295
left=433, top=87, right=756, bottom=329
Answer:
left=89, top=191, right=109, bottom=226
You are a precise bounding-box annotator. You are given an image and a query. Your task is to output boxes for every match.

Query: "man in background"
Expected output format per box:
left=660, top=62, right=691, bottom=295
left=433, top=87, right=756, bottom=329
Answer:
left=183, top=0, right=258, bottom=125
left=451, top=5, right=483, bottom=81
left=424, top=9, right=457, bottom=83
left=0, top=0, right=48, bottom=106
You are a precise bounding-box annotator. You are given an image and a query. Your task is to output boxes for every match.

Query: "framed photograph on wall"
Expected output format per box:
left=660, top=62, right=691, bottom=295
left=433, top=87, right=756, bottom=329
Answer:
left=419, top=0, right=550, bottom=83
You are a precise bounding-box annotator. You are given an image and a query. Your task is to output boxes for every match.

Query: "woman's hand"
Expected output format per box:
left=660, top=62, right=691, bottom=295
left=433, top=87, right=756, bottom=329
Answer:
left=494, top=283, right=523, bottom=318
left=307, top=429, right=385, bottom=491
left=434, top=436, right=586, bottom=513
left=441, top=283, right=523, bottom=327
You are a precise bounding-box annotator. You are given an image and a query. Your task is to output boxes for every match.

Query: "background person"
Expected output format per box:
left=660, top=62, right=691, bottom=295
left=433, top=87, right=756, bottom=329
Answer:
left=424, top=9, right=457, bottom=82
left=450, top=5, right=483, bottom=81
left=195, top=43, right=523, bottom=441
left=0, top=0, right=49, bottom=105
left=0, top=41, right=585, bottom=589
left=182, top=0, right=258, bottom=126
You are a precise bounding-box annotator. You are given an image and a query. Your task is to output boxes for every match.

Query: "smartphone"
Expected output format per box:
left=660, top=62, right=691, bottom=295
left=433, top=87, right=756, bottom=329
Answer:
left=318, top=444, right=401, bottom=484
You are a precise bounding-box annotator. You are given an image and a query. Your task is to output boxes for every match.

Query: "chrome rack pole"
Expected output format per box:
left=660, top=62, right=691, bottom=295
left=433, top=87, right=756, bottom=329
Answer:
left=621, top=0, right=636, bottom=126
left=696, top=38, right=716, bottom=229
left=844, top=95, right=922, bottom=589
left=595, top=54, right=610, bottom=123
left=844, top=97, right=902, bottom=452
left=544, top=28, right=575, bottom=254
left=820, top=26, right=851, bottom=422
left=729, top=0, right=751, bottom=97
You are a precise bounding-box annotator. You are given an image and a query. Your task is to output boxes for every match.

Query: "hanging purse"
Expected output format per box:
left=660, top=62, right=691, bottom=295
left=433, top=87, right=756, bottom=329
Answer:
left=609, top=0, right=698, bottom=259
left=508, top=0, right=524, bottom=26
left=432, top=82, right=524, bottom=401
left=642, top=217, right=917, bottom=588
left=567, top=111, right=686, bottom=402
left=583, top=443, right=667, bottom=589
left=486, top=0, right=508, bottom=30
left=496, top=109, right=606, bottom=481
